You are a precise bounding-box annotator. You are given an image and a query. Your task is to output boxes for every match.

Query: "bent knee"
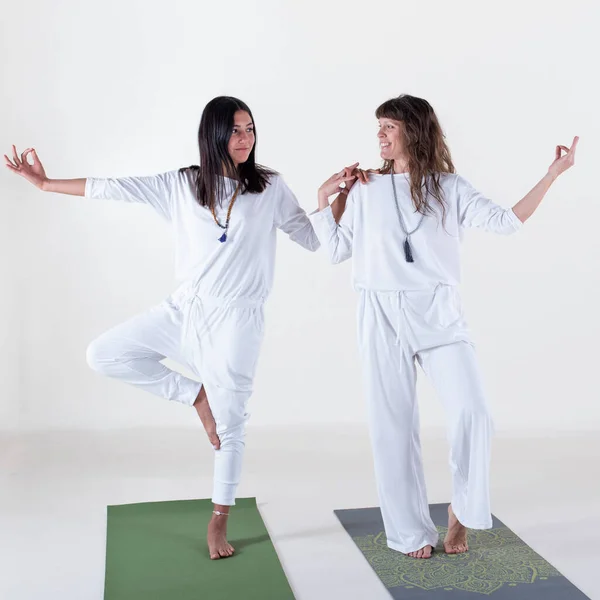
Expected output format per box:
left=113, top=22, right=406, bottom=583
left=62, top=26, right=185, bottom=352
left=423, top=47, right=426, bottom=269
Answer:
left=86, top=336, right=114, bottom=374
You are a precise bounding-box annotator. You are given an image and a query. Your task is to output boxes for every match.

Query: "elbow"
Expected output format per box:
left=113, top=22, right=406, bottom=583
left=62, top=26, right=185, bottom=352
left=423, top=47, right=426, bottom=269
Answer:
left=506, top=220, right=524, bottom=235
left=301, top=239, right=321, bottom=253
left=329, top=251, right=346, bottom=265
left=488, top=210, right=525, bottom=235
left=327, top=240, right=351, bottom=264
left=509, top=207, right=525, bottom=230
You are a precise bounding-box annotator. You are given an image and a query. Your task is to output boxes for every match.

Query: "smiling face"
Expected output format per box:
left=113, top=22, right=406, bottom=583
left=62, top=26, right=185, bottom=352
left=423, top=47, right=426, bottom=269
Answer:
left=377, top=117, right=406, bottom=163
left=227, top=110, right=255, bottom=167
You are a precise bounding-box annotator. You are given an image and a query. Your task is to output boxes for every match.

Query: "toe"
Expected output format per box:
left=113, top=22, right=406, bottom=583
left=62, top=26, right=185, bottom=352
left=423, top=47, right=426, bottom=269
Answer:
left=218, top=549, right=228, bottom=557
left=210, top=551, right=220, bottom=560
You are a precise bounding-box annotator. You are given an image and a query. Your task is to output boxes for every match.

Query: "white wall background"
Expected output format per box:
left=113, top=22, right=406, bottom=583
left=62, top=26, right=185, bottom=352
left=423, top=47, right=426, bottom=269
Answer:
left=1, top=0, right=598, bottom=432
left=0, top=179, right=20, bottom=430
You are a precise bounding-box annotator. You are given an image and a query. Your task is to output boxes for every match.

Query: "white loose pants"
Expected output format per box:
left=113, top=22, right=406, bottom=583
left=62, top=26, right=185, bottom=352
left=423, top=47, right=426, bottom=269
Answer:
left=357, top=286, right=494, bottom=554
left=86, top=293, right=265, bottom=506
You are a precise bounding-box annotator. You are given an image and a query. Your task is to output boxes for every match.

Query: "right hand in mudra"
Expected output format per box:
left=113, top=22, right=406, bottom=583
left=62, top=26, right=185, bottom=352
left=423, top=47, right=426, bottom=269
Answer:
left=4, top=145, right=48, bottom=189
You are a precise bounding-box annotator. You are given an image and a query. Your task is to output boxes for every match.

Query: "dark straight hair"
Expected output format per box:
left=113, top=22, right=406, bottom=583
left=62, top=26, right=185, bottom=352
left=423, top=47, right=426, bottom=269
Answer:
left=180, top=96, right=276, bottom=209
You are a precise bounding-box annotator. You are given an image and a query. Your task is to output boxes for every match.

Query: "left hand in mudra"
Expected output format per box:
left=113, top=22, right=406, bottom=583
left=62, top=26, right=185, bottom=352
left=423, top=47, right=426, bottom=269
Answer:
left=548, top=136, right=579, bottom=179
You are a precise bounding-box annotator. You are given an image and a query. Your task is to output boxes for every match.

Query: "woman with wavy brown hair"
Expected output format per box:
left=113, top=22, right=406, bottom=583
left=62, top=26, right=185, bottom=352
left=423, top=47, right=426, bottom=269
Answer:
left=313, top=94, right=577, bottom=559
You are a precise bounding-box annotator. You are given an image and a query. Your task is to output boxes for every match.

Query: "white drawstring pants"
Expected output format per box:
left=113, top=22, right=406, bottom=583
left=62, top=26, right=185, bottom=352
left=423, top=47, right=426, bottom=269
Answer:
left=86, top=292, right=265, bottom=506
left=358, top=286, right=494, bottom=553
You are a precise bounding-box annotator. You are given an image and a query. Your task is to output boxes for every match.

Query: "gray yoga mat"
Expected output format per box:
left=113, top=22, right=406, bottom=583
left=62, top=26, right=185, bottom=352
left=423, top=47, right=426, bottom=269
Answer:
left=334, top=503, right=589, bottom=599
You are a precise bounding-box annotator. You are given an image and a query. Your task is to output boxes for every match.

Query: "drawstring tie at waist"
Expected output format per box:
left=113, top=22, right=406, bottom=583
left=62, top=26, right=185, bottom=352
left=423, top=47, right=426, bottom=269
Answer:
left=180, top=293, right=265, bottom=367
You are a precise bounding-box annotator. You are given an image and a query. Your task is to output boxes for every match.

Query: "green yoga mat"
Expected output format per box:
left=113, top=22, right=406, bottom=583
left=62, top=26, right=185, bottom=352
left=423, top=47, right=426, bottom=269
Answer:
left=335, top=503, right=590, bottom=599
left=104, top=497, right=295, bottom=600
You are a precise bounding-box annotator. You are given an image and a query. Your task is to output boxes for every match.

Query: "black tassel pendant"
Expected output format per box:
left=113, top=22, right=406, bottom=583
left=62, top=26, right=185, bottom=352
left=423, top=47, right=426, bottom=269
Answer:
left=403, top=238, right=414, bottom=263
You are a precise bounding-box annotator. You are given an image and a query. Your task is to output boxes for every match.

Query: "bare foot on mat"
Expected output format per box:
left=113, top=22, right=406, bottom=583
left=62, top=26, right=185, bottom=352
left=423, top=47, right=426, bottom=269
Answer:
left=207, top=511, right=235, bottom=560
left=444, top=504, right=468, bottom=554
left=406, top=545, right=434, bottom=559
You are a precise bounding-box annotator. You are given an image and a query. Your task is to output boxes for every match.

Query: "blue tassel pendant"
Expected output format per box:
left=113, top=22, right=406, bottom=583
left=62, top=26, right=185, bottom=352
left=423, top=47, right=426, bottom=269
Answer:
left=218, top=232, right=227, bottom=243
left=403, top=238, right=414, bottom=263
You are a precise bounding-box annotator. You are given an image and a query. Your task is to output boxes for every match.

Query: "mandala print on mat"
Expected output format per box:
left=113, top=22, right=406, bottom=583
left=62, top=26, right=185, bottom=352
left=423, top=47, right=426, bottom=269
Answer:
left=353, top=526, right=561, bottom=595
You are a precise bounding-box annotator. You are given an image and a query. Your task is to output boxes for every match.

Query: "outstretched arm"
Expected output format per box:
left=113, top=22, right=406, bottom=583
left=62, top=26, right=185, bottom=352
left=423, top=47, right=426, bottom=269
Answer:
left=512, top=136, right=579, bottom=223
left=273, top=176, right=321, bottom=251
left=458, top=137, right=579, bottom=234
left=5, top=144, right=174, bottom=219
left=4, top=145, right=85, bottom=196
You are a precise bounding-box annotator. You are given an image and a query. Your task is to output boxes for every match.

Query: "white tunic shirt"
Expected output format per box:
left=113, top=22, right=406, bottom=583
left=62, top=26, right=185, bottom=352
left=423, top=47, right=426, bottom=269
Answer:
left=85, top=169, right=320, bottom=302
left=310, top=172, right=523, bottom=292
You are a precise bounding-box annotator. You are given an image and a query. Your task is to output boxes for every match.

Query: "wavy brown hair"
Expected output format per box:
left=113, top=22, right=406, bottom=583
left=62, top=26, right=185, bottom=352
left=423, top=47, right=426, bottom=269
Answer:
left=376, top=95, right=455, bottom=222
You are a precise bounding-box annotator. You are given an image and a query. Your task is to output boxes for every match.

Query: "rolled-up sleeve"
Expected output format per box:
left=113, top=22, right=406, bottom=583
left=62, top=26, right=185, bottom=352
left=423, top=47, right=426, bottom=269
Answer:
left=309, top=187, right=355, bottom=264
left=273, top=176, right=320, bottom=251
left=85, top=171, right=174, bottom=221
left=457, top=176, right=523, bottom=234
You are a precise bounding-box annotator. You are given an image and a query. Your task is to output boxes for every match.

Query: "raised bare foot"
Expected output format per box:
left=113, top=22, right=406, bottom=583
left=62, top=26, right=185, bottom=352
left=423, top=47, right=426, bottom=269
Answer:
left=194, top=386, right=220, bottom=449
left=406, top=545, right=433, bottom=559
left=444, top=504, right=468, bottom=554
left=207, top=511, right=235, bottom=560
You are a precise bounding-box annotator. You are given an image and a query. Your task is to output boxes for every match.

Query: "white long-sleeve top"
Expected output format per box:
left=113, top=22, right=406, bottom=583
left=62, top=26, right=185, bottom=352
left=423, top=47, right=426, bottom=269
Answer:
left=85, top=169, right=320, bottom=302
left=310, top=172, right=522, bottom=291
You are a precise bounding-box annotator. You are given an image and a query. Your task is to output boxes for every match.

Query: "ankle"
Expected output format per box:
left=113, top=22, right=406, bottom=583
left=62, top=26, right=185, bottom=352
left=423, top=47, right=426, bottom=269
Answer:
left=210, top=505, right=231, bottom=524
left=210, top=510, right=229, bottom=523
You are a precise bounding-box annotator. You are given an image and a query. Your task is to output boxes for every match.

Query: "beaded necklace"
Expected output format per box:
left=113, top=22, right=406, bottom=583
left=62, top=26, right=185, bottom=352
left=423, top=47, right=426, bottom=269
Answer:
left=211, top=183, right=241, bottom=243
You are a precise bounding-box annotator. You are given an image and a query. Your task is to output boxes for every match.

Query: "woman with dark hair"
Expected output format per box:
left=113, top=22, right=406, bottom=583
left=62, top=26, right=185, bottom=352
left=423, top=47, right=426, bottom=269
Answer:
left=5, top=96, right=328, bottom=560
left=313, top=94, right=577, bottom=559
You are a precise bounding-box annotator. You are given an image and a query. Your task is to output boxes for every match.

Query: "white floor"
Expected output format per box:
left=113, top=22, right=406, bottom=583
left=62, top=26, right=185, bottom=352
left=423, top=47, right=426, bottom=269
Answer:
left=1, top=426, right=598, bottom=600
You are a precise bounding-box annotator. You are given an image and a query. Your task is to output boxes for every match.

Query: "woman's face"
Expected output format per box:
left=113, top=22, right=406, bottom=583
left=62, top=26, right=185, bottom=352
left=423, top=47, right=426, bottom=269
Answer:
left=377, top=117, right=405, bottom=162
left=228, top=110, right=255, bottom=166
